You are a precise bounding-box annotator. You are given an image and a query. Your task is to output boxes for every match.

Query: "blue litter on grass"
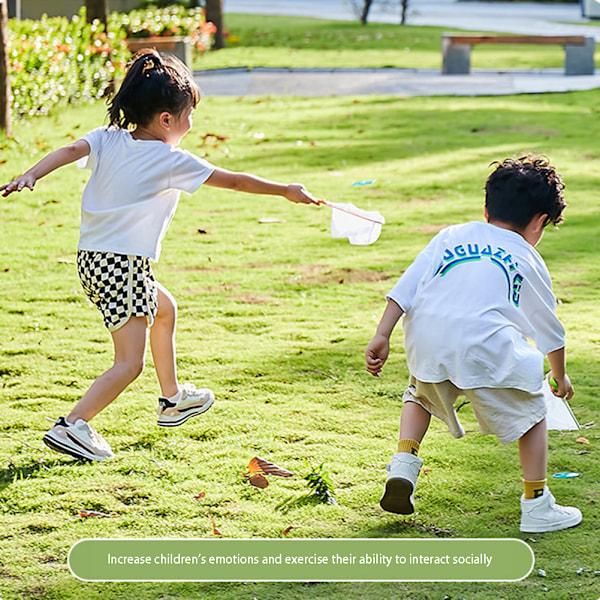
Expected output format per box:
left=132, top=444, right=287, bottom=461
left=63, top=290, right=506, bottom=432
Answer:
left=352, top=179, right=376, bottom=186
left=552, top=472, right=580, bottom=479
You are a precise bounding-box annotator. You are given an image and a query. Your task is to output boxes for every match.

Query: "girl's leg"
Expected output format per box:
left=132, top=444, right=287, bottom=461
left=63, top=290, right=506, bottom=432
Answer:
left=67, top=316, right=148, bottom=423
left=149, top=282, right=179, bottom=398
left=518, top=418, right=547, bottom=482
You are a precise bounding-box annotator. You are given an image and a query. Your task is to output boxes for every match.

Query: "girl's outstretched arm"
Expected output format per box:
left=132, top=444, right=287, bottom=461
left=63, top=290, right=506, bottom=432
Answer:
left=1, top=139, right=90, bottom=197
left=204, top=167, right=320, bottom=205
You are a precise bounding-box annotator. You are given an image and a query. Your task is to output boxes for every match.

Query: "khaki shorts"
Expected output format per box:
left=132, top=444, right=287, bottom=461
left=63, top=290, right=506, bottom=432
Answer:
left=403, top=375, right=547, bottom=445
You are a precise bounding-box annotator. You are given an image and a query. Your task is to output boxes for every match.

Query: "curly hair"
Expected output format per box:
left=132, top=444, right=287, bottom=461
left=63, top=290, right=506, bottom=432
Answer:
left=107, top=49, right=201, bottom=129
left=485, top=155, right=566, bottom=229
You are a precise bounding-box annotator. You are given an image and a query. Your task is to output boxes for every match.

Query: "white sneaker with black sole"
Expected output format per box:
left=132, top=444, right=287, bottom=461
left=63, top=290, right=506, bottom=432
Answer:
left=380, top=452, right=424, bottom=514
left=43, top=417, right=115, bottom=462
left=520, top=487, right=582, bottom=533
left=157, top=383, right=215, bottom=427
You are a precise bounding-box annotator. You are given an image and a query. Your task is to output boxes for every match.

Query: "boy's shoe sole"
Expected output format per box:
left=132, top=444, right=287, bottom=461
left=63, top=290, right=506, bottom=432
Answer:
left=380, top=477, right=415, bottom=514
left=157, top=393, right=214, bottom=427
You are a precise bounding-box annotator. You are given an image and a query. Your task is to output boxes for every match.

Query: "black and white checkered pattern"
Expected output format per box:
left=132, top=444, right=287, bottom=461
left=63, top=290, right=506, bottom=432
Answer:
left=77, top=250, right=158, bottom=331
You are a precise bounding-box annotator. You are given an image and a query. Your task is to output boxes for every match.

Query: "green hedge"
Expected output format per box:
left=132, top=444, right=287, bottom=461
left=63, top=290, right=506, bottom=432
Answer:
left=7, top=6, right=214, bottom=119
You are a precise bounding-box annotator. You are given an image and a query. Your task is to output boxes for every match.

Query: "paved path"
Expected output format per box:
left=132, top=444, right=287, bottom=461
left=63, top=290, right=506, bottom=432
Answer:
left=195, top=1, right=600, bottom=97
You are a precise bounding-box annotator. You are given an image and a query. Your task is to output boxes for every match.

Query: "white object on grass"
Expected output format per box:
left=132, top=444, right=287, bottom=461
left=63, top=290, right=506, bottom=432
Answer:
left=322, top=200, right=385, bottom=246
left=543, top=375, right=580, bottom=431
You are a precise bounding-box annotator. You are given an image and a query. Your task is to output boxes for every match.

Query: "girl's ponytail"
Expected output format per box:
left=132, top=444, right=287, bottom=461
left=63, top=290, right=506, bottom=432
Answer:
left=107, top=49, right=200, bottom=130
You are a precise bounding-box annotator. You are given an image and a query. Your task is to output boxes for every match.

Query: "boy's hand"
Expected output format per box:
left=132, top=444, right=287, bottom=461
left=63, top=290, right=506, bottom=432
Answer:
left=365, top=334, right=390, bottom=377
left=285, top=183, right=320, bottom=205
left=549, top=373, right=574, bottom=401
left=1, top=173, right=36, bottom=197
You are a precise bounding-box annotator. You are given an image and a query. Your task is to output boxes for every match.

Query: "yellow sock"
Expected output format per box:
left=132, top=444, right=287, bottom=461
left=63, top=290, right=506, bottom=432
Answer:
left=397, top=438, right=420, bottom=456
left=523, top=479, right=547, bottom=500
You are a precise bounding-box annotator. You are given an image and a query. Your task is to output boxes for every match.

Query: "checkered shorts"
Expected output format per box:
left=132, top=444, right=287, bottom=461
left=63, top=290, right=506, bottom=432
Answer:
left=77, top=250, right=158, bottom=332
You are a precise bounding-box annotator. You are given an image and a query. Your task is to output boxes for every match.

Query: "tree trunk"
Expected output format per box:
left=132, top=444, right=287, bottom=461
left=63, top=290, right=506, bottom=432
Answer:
left=360, top=0, right=374, bottom=25
left=401, top=0, right=408, bottom=25
left=205, top=0, right=225, bottom=50
left=85, top=0, right=109, bottom=31
left=0, top=0, right=11, bottom=137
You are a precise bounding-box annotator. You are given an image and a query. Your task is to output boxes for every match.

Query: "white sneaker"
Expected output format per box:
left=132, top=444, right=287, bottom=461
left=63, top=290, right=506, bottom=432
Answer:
left=520, top=487, right=582, bottom=533
left=43, top=417, right=115, bottom=461
left=380, top=452, right=424, bottom=514
left=157, top=383, right=214, bottom=427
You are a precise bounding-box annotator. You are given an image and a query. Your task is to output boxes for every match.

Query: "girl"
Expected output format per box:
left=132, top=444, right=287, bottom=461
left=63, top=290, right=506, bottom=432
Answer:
left=1, top=49, right=319, bottom=461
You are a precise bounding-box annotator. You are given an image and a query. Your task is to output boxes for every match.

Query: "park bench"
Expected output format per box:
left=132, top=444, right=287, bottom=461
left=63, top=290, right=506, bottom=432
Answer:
left=441, top=34, right=596, bottom=76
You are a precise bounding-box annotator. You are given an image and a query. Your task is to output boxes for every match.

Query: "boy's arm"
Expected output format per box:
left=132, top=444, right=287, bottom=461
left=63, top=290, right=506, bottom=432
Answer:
left=1, top=139, right=90, bottom=197
left=204, top=167, right=320, bottom=205
left=547, top=347, right=574, bottom=400
left=365, top=299, right=404, bottom=377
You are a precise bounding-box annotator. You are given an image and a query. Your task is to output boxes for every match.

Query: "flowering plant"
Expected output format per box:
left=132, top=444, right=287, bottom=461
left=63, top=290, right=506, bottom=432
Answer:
left=8, top=8, right=128, bottom=118
left=117, top=7, right=216, bottom=52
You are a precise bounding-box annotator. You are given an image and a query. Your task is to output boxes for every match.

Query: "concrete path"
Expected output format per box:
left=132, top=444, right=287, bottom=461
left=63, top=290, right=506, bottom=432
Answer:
left=195, top=1, right=600, bottom=97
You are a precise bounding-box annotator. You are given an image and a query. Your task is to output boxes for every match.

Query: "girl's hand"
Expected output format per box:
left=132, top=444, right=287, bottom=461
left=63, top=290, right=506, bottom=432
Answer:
left=365, top=334, right=390, bottom=377
left=1, top=173, right=37, bottom=197
left=285, top=183, right=320, bottom=205
left=549, top=373, right=574, bottom=401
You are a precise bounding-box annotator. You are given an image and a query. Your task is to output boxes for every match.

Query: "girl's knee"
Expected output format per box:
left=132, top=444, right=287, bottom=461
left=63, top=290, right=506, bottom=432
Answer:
left=156, top=289, right=177, bottom=323
left=116, top=357, right=145, bottom=382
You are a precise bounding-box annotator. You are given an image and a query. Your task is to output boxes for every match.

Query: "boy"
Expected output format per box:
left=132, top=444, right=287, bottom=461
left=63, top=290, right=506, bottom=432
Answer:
left=365, top=155, right=582, bottom=533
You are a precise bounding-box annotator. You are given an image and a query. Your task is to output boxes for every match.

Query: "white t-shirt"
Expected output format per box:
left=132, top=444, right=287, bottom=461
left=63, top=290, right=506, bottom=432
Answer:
left=77, top=127, right=215, bottom=261
left=387, top=221, right=565, bottom=392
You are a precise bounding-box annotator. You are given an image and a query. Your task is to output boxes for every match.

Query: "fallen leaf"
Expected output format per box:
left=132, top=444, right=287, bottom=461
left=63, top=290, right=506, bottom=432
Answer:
left=575, top=436, right=590, bottom=445
left=201, top=133, right=229, bottom=145
left=77, top=509, right=118, bottom=518
left=211, top=519, right=223, bottom=535
left=281, top=526, right=294, bottom=535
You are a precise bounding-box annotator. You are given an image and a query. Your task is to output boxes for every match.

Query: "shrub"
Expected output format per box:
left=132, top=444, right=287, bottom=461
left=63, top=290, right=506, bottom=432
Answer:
left=7, top=9, right=128, bottom=118
left=115, top=6, right=216, bottom=51
left=7, top=6, right=215, bottom=120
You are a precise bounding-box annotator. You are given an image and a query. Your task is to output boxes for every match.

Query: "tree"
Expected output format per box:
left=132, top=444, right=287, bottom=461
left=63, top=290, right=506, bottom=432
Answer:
left=205, top=0, right=225, bottom=50
left=353, top=0, right=409, bottom=26
left=0, top=0, right=11, bottom=137
left=85, top=0, right=109, bottom=30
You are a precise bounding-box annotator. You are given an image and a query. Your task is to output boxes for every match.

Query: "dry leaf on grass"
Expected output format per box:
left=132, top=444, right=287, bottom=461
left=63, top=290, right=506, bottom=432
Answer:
left=77, top=509, right=118, bottom=518
left=211, top=519, right=223, bottom=536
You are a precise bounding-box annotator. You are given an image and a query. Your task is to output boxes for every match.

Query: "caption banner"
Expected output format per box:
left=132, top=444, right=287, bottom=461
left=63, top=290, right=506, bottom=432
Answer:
left=69, top=538, right=534, bottom=582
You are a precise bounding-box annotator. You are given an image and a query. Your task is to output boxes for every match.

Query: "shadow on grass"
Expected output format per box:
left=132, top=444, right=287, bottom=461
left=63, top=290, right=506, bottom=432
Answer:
left=359, top=518, right=455, bottom=539
left=0, top=457, right=84, bottom=491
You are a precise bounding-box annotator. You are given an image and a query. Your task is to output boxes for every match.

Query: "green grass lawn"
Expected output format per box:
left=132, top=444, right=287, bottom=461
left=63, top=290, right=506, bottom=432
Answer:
left=1, top=15, right=600, bottom=600
left=193, top=14, right=598, bottom=71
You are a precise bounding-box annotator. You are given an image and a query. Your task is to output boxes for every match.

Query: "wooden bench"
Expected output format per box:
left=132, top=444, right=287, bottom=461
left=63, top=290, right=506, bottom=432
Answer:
left=442, top=34, right=595, bottom=76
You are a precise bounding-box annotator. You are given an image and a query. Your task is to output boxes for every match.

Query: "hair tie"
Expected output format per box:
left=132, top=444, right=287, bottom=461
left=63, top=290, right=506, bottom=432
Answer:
left=142, top=57, right=155, bottom=77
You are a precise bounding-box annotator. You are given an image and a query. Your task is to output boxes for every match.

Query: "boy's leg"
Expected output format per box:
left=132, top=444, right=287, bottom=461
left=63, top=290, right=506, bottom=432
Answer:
left=518, top=418, right=547, bottom=498
left=518, top=418, right=582, bottom=532
left=43, top=316, right=148, bottom=461
left=398, top=400, right=431, bottom=454
left=381, top=395, right=432, bottom=515
left=151, top=282, right=214, bottom=427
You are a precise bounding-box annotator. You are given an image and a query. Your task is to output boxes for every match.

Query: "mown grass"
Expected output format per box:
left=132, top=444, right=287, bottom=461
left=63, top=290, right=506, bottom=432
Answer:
left=1, top=19, right=600, bottom=600
left=193, top=14, right=599, bottom=71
